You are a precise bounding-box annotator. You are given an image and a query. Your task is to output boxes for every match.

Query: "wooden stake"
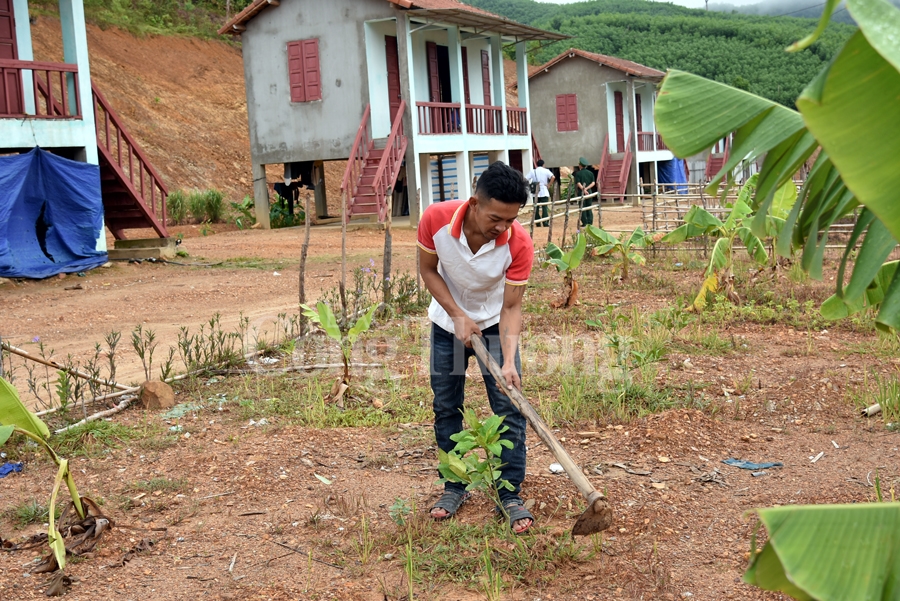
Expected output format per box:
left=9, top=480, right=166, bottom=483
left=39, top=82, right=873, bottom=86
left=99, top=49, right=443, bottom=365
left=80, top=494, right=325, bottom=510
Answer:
left=382, top=191, right=393, bottom=309
left=299, top=191, right=311, bottom=333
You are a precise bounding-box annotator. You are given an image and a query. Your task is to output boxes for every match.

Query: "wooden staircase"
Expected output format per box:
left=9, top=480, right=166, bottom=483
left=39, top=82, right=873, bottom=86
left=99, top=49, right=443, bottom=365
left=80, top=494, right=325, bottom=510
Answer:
left=35, top=74, right=168, bottom=239
left=343, top=102, right=408, bottom=222
left=598, top=135, right=631, bottom=203
left=93, top=86, right=168, bottom=239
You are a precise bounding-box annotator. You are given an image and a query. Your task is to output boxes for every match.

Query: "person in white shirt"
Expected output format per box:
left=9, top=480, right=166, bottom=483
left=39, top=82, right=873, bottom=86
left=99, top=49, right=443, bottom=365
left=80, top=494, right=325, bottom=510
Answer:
left=525, top=160, right=555, bottom=227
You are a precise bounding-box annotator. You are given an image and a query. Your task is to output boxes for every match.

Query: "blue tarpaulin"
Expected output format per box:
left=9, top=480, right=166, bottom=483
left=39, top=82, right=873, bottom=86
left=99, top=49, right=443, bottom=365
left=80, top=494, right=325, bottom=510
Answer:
left=657, top=158, right=688, bottom=193
left=0, top=147, right=107, bottom=278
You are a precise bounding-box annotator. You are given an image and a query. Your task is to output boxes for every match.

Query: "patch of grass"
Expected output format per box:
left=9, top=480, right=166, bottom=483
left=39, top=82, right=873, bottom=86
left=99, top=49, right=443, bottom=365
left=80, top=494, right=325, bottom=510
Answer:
left=849, top=371, right=900, bottom=427
left=230, top=373, right=432, bottom=428
left=844, top=333, right=900, bottom=359
left=132, top=477, right=189, bottom=494
left=167, top=189, right=188, bottom=225
left=53, top=420, right=137, bottom=457
left=4, top=499, right=58, bottom=528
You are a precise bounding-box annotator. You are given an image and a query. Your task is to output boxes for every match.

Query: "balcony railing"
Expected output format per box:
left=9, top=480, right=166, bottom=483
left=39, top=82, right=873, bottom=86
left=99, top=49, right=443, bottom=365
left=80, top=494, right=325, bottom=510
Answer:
left=465, top=104, right=502, bottom=135
left=416, top=102, right=462, bottom=135
left=506, top=107, right=527, bottom=135
left=656, top=132, right=668, bottom=151
left=637, top=131, right=670, bottom=152
left=0, top=59, right=81, bottom=119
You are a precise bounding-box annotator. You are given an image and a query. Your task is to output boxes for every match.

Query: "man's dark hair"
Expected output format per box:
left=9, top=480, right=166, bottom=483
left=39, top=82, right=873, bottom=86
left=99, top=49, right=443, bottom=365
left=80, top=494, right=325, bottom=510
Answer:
left=536, top=159, right=545, bottom=167
left=475, top=161, right=528, bottom=207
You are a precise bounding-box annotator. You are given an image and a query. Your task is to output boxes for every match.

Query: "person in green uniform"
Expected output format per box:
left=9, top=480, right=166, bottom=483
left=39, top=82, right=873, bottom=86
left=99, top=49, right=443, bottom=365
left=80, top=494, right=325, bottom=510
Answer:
left=573, top=157, right=596, bottom=227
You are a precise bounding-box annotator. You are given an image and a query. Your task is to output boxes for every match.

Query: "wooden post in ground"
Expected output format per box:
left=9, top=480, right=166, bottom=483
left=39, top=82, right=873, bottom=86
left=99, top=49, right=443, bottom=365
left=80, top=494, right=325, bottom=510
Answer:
left=341, top=189, right=348, bottom=326
left=528, top=191, right=537, bottom=238
left=561, top=184, right=571, bottom=248
left=547, top=178, right=558, bottom=246
left=299, top=191, right=312, bottom=334
left=382, top=192, right=393, bottom=310
left=651, top=169, right=658, bottom=258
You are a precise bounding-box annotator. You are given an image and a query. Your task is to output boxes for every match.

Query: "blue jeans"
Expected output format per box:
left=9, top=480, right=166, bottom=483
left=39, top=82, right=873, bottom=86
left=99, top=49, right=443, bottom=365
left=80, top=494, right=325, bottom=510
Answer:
left=430, top=322, right=526, bottom=502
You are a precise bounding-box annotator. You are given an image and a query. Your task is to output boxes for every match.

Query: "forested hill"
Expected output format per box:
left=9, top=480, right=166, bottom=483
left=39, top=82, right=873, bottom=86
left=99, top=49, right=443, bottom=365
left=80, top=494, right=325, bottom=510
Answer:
left=465, top=0, right=856, bottom=107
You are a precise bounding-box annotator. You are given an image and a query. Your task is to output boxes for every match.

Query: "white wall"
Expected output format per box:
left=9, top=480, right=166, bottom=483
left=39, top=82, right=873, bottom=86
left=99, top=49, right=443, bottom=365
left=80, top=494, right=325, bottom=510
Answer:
left=364, top=19, right=396, bottom=139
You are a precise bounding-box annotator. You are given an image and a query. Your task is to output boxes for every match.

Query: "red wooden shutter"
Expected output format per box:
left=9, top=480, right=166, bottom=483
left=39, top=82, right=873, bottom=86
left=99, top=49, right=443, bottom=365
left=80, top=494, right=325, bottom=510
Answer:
left=461, top=47, right=470, bottom=105
left=565, top=94, right=578, bottom=131
left=614, top=91, right=625, bottom=152
left=480, top=50, right=491, bottom=106
left=426, top=41, right=440, bottom=102
left=635, top=94, right=642, bottom=132
left=288, top=39, right=321, bottom=103
left=555, top=94, right=567, bottom=131
left=301, top=39, right=321, bottom=101
left=288, top=41, right=306, bottom=102
left=0, top=0, right=23, bottom=115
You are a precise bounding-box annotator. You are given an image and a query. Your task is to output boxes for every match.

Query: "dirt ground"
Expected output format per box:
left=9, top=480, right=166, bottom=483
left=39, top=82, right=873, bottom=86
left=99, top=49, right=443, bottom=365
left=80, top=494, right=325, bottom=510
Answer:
left=3, top=16, right=897, bottom=601
left=2, top=215, right=898, bottom=600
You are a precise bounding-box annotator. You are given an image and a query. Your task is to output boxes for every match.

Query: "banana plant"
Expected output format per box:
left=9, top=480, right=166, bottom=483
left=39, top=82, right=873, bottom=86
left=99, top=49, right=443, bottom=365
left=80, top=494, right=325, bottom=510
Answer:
left=0, top=377, right=93, bottom=577
left=542, top=232, right=587, bottom=308
left=655, top=0, right=900, bottom=330
left=584, top=226, right=650, bottom=280
left=300, top=301, right=377, bottom=403
left=656, top=1, right=900, bottom=598
left=661, top=176, right=768, bottom=310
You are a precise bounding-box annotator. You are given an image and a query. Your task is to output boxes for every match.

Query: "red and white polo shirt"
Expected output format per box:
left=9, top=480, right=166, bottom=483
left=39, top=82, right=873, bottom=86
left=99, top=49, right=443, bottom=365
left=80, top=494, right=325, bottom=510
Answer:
left=417, top=200, right=534, bottom=334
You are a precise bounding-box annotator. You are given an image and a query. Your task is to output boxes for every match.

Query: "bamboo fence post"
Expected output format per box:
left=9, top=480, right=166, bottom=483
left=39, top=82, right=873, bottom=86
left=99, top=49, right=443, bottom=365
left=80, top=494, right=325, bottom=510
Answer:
left=561, top=182, right=571, bottom=247
left=547, top=177, right=558, bottom=246
left=529, top=190, right=537, bottom=237
left=299, top=192, right=311, bottom=334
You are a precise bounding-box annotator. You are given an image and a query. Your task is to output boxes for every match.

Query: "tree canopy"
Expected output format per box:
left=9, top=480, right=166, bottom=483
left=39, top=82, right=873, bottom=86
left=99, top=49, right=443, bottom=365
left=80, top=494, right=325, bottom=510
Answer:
left=466, top=0, right=856, bottom=106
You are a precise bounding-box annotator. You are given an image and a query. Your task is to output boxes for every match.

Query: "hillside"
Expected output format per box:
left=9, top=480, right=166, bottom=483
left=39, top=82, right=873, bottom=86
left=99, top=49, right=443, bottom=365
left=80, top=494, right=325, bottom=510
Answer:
left=467, top=0, right=856, bottom=106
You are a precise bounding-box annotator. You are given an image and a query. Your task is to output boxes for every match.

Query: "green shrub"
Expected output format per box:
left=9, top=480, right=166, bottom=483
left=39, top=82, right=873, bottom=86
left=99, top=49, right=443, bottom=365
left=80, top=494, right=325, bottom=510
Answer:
left=201, top=189, right=225, bottom=223
left=188, top=190, right=206, bottom=223
left=166, top=190, right=188, bottom=225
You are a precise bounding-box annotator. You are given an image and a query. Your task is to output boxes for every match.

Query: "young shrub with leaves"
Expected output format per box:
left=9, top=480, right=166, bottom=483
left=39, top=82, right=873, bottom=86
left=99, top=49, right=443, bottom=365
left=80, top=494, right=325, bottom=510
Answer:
left=300, top=301, right=377, bottom=404
left=437, top=409, right=514, bottom=511
left=584, top=226, right=650, bottom=280
left=542, top=232, right=587, bottom=308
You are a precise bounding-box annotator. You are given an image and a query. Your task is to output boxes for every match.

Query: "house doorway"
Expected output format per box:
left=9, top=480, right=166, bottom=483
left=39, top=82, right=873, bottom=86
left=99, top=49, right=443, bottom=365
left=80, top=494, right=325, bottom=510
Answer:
left=385, top=35, right=401, bottom=123
left=508, top=150, right=523, bottom=174
left=0, top=0, right=24, bottom=116
left=426, top=41, right=452, bottom=103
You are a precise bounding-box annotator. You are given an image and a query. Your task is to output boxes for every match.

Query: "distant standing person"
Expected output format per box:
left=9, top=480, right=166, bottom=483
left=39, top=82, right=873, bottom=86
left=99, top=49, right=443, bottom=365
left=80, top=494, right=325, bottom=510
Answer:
left=417, top=161, right=536, bottom=535
left=525, top=160, right=555, bottom=227
left=573, top=157, right=596, bottom=227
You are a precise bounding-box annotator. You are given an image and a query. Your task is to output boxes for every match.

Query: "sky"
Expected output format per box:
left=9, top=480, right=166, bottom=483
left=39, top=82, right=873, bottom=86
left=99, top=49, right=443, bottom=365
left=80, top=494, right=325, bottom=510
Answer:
left=535, top=0, right=762, bottom=7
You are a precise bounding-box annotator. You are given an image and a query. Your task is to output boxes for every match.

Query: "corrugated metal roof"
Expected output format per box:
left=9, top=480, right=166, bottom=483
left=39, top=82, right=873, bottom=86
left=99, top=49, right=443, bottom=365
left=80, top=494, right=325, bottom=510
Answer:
left=219, top=0, right=567, bottom=41
left=530, top=48, right=665, bottom=81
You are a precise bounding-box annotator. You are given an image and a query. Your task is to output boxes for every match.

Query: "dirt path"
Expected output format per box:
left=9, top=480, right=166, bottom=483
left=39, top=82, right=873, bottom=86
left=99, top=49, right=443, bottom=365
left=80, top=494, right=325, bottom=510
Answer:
left=1, top=224, right=419, bottom=403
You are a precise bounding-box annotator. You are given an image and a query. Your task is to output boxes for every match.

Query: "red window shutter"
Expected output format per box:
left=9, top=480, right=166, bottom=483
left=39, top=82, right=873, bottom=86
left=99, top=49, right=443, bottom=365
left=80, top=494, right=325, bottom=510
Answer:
left=426, top=42, right=440, bottom=102
left=555, top=94, right=568, bottom=131
left=287, top=40, right=306, bottom=102
left=566, top=94, right=578, bottom=131
left=461, top=47, right=470, bottom=105
left=301, top=39, right=321, bottom=101
left=481, top=50, right=491, bottom=106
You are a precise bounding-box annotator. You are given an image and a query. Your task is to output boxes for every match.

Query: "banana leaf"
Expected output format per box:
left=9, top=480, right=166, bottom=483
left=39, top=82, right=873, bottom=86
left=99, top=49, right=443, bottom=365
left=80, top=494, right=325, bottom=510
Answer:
left=0, top=377, right=50, bottom=440
left=745, top=503, right=900, bottom=600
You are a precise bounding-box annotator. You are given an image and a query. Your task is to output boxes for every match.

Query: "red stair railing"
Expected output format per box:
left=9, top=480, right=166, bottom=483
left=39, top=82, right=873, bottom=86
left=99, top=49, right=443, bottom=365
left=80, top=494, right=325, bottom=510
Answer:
left=341, top=104, right=372, bottom=204
left=618, top=137, right=632, bottom=198
left=371, top=101, right=408, bottom=222
left=93, top=84, right=168, bottom=234
left=596, top=133, right=610, bottom=194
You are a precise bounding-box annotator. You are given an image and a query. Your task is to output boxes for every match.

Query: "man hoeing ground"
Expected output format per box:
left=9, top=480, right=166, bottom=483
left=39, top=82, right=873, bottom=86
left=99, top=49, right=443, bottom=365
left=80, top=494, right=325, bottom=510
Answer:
left=417, top=161, right=535, bottom=534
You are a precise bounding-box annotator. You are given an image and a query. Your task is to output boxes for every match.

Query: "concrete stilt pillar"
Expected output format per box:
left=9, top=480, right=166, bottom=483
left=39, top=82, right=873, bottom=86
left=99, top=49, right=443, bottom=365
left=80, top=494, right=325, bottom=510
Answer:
left=252, top=163, right=271, bottom=229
